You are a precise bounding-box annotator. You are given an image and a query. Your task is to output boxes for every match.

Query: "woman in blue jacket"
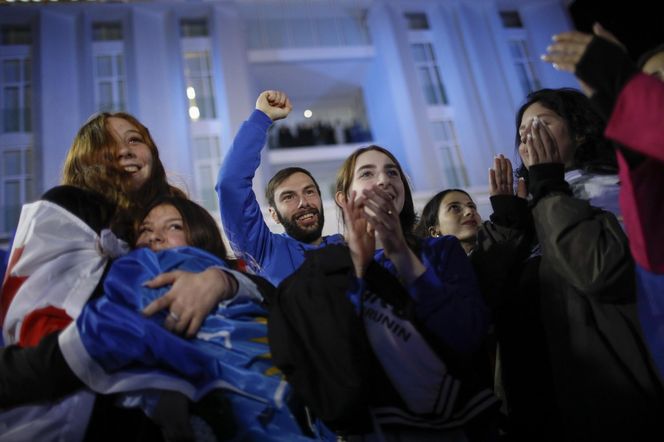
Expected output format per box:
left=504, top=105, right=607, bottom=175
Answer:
left=271, top=145, right=498, bottom=441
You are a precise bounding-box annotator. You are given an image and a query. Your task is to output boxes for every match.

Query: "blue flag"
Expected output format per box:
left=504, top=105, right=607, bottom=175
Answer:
left=60, top=246, right=312, bottom=441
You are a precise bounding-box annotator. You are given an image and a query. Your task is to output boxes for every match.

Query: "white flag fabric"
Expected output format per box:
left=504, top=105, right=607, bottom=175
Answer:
left=0, top=200, right=111, bottom=345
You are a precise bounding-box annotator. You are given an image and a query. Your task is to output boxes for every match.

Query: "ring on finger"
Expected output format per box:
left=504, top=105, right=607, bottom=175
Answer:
left=168, top=311, right=180, bottom=322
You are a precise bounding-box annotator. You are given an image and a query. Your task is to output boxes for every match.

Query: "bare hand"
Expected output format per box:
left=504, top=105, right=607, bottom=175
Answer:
left=143, top=267, right=238, bottom=338
left=255, top=90, right=292, bottom=121
left=489, top=154, right=527, bottom=198
left=338, top=190, right=375, bottom=278
left=541, top=23, right=624, bottom=73
left=519, top=117, right=561, bottom=168
left=360, top=186, right=404, bottom=258
left=361, top=186, right=426, bottom=284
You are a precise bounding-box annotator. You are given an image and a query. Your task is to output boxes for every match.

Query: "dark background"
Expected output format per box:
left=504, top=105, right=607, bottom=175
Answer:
left=568, top=0, right=664, bottom=61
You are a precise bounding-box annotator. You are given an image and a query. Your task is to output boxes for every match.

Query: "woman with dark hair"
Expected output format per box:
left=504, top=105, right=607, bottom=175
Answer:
left=472, top=87, right=664, bottom=441
left=271, top=145, right=498, bottom=441
left=514, top=88, right=617, bottom=175
left=54, top=195, right=312, bottom=442
left=135, top=195, right=231, bottom=261
left=514, top=88, right=622, bottom=219
left=542, top=22, right=664, bottom=385
left=414, top=188, right=481, bottom=255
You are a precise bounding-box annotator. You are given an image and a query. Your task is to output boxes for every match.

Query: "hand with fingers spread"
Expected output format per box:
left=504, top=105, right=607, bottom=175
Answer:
left=339, top=190, right=375, bottom=278
left=489, top=154, right=527, bottom=198
left=143, top=267, right=238, bottom=338
left=255, top=90, right=292, bottom=122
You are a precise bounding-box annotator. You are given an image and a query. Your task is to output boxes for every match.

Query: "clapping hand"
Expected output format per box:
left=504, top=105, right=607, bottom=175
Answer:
left=338, top=190, right=375, bottom=278
left=489, top=154, right=527, bottom=198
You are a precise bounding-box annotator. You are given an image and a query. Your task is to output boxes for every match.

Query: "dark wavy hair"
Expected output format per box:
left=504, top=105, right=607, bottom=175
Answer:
left=335, top=145, right=418, bottom=252
left=414, top=188, right=473, bottom=238
left=136, top=195, right=230, bottom=261
left=514, top=88, right=617, bottom=180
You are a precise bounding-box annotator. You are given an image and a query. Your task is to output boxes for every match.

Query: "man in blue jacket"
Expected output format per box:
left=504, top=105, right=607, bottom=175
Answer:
left=217, top=90, right=344, bottom=286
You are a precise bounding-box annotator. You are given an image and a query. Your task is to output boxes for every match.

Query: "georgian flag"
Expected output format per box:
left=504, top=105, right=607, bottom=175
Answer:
left=0, top=200, right=121, bottom=441
left=0, top=200, right=123, bottom=346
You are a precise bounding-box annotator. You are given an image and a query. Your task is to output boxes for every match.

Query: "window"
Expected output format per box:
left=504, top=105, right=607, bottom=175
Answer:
left=92, top=22, right=126, bottom=112
left=192, top=136, right=222, bottom=212
left=1, top=25, right=32, bottom=45
left=92, top=22, right=123, bottom=41
left=507, top=38, right=541, bottom=95
left=411, top=43, right=448, bottom=105
left=500, top=12, right=541, bottom=96
left=180, top=19, right=209, bottom=38
left=499, top=11, right=523, bottom=28
left=183, top=52, right=216, bottom=120
left=1, top=56, right=31, bottom=134
left=431, top=120, right=468, bottom=188
left=1, top=146, right=33, bottom=234
left=246, top=13, right=371, bottom=49
left=405, top=12, right=430, bottom=30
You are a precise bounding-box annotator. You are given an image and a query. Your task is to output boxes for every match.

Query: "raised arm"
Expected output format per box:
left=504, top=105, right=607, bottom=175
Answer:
left=216, top=91, right=292, bottom=265
left=541, top=24, right=664, bottom=161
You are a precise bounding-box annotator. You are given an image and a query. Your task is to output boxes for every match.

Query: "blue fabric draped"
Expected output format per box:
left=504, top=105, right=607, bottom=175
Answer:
left=71, top=246, right=311, bottom=441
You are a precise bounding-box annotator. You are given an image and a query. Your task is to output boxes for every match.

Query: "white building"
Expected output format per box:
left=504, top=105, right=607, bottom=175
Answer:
left=0, top=0, right=576, bottom=240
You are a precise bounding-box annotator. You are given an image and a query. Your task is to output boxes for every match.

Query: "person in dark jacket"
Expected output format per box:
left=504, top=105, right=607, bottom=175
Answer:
left=473, top=87, right=664, bottom=442
left=542, top=20, right=664, bottom=388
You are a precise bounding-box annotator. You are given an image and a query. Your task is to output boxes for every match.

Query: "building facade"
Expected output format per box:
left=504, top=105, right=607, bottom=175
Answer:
left=0, top=0, right=576, bottom=239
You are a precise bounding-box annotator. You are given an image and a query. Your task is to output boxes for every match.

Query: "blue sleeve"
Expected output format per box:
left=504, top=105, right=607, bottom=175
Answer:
left=345, top=276, right=365, bottom=315
left=216, top=110, right=275, bottom=265
left=406, top=236, right=490, bottom=354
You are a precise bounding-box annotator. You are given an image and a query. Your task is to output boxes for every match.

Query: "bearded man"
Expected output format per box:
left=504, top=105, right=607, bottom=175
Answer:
left=217, top=90, right=344, bottom=286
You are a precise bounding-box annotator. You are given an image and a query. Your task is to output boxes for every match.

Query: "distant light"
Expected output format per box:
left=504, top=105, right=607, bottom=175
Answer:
left=189, top=106, right=200, bottom=120
left=186, top=87, right=196, bottom=99
left=304, top=109, right=312, bottom=119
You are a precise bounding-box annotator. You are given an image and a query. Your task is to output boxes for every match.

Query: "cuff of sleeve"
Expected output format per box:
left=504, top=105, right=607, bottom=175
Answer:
left=248, top=109, right=274, bottom=129
left=218, top=268, right=264, bottom=304
left=489, top=195, right=529, bottom=227
left=576, top=37, right=638, bottom=106
left=528, top=163, right=570, bottom=204
left=346, top=276, right=365, bottom=315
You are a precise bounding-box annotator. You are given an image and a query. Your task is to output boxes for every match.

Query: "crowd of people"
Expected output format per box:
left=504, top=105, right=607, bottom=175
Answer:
left=0, top=23, right=662, bottom=442
left=267, top=119, right=373, bottom=149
